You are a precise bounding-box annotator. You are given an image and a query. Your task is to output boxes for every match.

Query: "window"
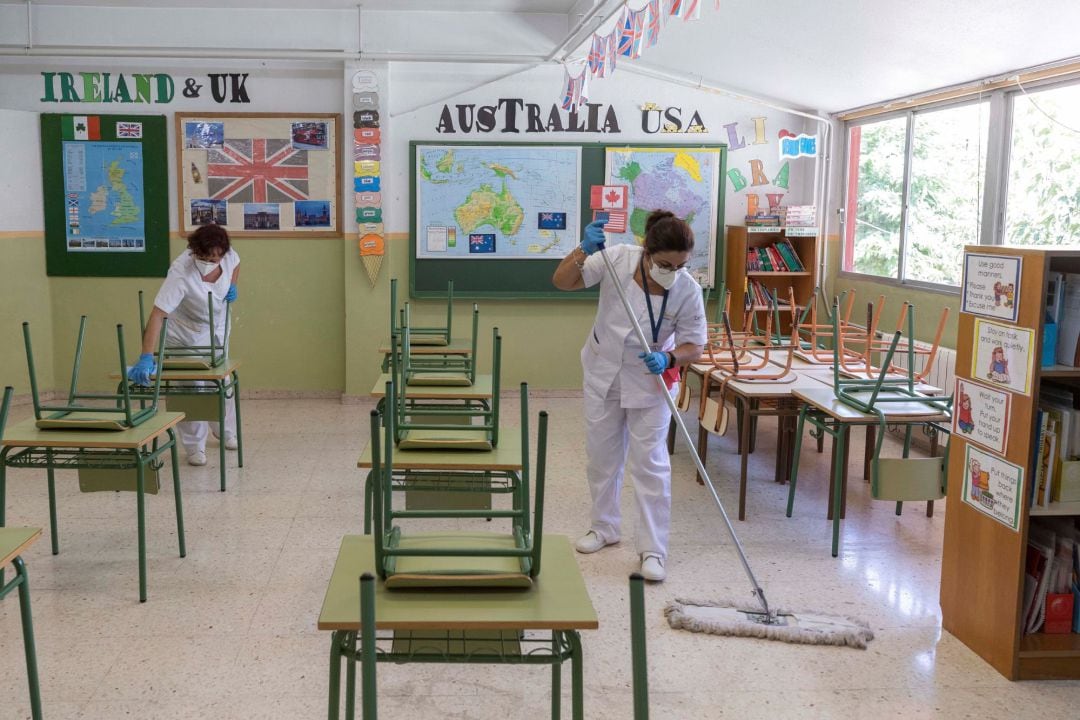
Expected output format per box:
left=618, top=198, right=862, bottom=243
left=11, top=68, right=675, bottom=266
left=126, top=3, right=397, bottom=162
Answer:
left=843, top=101, right=989, bottom=287
left=1004, top=82, right=1080, bottom=246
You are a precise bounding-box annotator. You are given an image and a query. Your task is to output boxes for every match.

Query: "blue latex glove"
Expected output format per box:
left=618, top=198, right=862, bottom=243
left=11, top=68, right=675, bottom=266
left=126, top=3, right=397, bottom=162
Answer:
left=581, top=220, right=607, bottom=256
left=639, top=351, right=669, bottom=375
left=225, top=283, right=238, bottom=303
left=128, top=353, right=157, bottom=386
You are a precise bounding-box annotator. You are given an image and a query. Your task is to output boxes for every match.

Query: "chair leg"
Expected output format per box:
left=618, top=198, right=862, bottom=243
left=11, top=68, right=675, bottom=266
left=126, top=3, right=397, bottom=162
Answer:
left=785, top=408, right=808, bottom=518
left=896, top=425, right=913, bottom=516
left=328, top=631, right=344, bottom=720
left=46, top=451, right=59, bottom=555
left=831, top=426, right=848, bottom=558
left=15, top=557, right=43, bottom=720
left=169, top=429, right=186, bottom=558
left=551, top=633, right=562, bottom=720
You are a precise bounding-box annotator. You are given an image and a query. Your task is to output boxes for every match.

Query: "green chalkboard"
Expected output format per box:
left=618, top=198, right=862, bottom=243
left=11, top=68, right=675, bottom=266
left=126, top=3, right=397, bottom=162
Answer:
left=40, top=113, right=169, bottom=277
left=409, top=140, right=727, bottom=299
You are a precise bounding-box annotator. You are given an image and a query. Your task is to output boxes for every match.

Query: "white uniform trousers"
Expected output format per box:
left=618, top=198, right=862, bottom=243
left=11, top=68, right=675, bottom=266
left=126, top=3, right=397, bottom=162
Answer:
left=583, top=375, right=672, bottom=559
left=178, top=380, right=238, bottom=455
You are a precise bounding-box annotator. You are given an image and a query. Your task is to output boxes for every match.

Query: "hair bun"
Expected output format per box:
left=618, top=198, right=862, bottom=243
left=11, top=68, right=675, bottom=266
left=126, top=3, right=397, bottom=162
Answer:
left=645, top=209, right=675, bottom=233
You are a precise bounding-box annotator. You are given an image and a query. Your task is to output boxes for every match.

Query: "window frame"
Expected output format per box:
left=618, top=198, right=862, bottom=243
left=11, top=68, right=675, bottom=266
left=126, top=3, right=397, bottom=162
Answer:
left=840, top=94, right=999, bottom=294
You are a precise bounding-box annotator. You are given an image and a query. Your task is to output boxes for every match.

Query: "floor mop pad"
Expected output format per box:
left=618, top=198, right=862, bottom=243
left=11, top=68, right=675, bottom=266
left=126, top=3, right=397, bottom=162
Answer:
left=594, top=236, right=874, bottom=648
left=665, top=598, right=875, bottom=649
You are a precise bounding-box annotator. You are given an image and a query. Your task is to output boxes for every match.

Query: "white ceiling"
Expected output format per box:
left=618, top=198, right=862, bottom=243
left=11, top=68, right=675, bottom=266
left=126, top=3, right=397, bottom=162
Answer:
left=4, top=0, right=1080, bottom=112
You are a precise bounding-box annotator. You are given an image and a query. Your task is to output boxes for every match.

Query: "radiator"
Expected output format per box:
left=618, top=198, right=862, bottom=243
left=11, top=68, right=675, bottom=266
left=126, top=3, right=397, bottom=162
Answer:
left=886, top=342, right=956, bottom=450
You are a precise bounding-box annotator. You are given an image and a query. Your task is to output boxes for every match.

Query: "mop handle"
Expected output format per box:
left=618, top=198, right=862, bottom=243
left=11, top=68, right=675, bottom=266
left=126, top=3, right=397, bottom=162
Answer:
left=597, top=245, right=771, bottom=618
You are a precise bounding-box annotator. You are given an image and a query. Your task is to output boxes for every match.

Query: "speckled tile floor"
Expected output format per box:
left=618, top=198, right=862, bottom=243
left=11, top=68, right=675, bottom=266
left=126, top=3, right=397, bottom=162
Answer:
left=2, top=396, right=1078, bottom=719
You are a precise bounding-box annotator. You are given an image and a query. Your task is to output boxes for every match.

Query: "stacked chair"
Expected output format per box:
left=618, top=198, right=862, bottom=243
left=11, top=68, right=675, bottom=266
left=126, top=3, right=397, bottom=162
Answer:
left=138, top=290, right=229, bottom=370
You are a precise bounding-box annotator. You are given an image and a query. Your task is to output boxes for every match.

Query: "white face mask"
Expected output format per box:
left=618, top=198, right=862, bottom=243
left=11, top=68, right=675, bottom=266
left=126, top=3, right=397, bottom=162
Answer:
left=648, top=260, right=680, bottom=290
left=194, top=258, right=219, bottom=276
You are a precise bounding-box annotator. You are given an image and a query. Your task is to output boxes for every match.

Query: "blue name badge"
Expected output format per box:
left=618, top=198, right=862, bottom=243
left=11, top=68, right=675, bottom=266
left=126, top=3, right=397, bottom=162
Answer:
left=538, top=211, right=567, bottom=230
left=469, top=233, right=496, bottom=254
left=354, top=176, right=381, bottom=192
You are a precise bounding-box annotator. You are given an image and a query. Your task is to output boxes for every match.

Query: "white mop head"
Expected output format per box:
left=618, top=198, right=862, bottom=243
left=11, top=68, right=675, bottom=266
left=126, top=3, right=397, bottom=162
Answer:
left=665, top=597, right=874, bottom=649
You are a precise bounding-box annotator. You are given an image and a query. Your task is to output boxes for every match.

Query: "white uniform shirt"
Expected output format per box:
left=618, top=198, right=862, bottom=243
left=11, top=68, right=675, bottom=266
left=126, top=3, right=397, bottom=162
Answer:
left=154, top=248, right=240, bottom=347
left=580, top=244, right=706, bottom=408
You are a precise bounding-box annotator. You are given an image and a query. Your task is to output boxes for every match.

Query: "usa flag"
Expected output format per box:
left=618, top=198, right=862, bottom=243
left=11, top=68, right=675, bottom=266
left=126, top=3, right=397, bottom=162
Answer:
left=207, top=139, right=309, bottom=203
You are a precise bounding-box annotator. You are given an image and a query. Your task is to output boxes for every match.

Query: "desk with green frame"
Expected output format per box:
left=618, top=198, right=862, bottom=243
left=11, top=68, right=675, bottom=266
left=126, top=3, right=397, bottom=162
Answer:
left=113, top=357, right=243, bottom=492
left=1, top=527, right=43, bottom=720
left=318, top=534, right=598, bottom=720
left=0, top=411, right=187, bottom=602
left=356, top=433, right=524, bottom=534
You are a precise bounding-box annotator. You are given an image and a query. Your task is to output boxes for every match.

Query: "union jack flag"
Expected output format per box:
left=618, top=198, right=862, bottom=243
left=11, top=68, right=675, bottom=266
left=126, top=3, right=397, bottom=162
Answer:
left=560, top=66, right=590, bottom=111
left=683, top=0, right=701, bottom=19
left=644, top=0, right=661, bottom=49
left=589, top=28, right=619, bottom=77
left=619, top=8, right=646, bottom=58
left=207, top=139, right=308, bottom=203
left=116, top=121, right=142, bottom=138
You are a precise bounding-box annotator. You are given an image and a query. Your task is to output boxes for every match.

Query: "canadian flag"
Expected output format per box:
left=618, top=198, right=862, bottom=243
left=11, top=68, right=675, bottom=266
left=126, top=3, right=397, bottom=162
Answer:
left=590, top=185, right=628, bottom=210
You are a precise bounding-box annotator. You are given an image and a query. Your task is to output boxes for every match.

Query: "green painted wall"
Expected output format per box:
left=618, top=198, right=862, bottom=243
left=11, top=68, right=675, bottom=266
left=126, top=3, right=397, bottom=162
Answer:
left=825, top=236, right=960, bottom=349
left=45, top=236, right=346, bottom=393
left=0, top=236, right=54, bottom=397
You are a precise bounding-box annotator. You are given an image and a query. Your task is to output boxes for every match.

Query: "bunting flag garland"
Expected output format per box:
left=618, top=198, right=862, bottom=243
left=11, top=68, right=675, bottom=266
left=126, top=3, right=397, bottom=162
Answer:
left=644, top=0, right=661, bottom=49
left=560, top=65, right=591, bottom=111
left=683, top=0, right=701, bottom=20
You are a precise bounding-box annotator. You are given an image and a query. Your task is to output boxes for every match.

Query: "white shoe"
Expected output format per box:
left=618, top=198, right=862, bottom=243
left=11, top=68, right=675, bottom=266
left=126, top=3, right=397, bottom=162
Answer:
left=187, top=450, right=207, bottom=467
left=574, top=530, right=618, bottom=554
left=223, top=434, right=238, bottom=451
left=640, top=553, right=666, bottom=582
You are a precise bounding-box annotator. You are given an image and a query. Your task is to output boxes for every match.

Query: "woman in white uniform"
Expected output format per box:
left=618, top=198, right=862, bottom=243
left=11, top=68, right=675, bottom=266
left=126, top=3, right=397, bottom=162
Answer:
left=552, top=210, right=706, bottom=581
left=128, top=224, right=240, bottom=466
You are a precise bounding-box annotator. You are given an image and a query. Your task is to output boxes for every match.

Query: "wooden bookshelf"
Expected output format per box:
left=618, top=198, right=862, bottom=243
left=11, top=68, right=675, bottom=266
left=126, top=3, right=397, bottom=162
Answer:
left=724, top=225, right=817, bottom=333
left=940, top=245, right=1080, bottom=681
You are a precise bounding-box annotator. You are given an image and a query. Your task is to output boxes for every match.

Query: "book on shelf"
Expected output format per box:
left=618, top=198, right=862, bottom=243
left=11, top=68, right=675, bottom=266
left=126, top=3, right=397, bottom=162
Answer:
left=1056, top=273, right=1080, bottom=366
left=745, top=213, right=781, bottom=227
left=1038, top=388, right=1080, bottom=504
left=743, top=241, right=805, bottom=273
left=782, top=204, right=816, bottom=227
left=1023, top=518, right=1080, bottom=635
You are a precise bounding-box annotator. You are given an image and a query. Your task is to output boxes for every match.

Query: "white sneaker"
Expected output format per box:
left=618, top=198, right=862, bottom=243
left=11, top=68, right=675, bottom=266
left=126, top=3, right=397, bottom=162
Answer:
left=223, top=434, right=238, bottom=451
left=187, top=450, right=207, bottom=467
left=640, top=553, right=666, bottom=582
left=574, top=530, right=618, bottom=554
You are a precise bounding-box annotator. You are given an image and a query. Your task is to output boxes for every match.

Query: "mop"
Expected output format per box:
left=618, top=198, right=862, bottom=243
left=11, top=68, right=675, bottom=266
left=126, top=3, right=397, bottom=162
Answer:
left=596, top=240, right=873, bottom=649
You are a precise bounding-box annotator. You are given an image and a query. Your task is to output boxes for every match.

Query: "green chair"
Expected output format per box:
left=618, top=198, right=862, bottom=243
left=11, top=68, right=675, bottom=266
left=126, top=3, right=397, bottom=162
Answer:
left=629, top=573, right=649, bottom=720
left=389, top=277, right=453, bottom=346
left=138, top=290, right=229, bottom=369
left=369, top=382, right=546, bottom=589
left=392, top=327, right=500, bottom=450
left=400, top=302, right=479, bottom=386
left=786, top=301, right=951, bottom=556
left=24, top=315, right=167, bottom=430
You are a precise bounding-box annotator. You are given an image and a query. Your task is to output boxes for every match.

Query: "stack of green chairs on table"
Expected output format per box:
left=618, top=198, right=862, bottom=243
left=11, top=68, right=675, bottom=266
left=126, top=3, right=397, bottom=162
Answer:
left=786, top=300, right=952, bottom=555
left=23, top=315, right=167, bottom=431
left=399, top=302, right=479, bottom=387
left=138, top=290, right=229, bottom=370
left=369, top=380, right=546, bottom=589
left=391, top=322, right=500, bottom=450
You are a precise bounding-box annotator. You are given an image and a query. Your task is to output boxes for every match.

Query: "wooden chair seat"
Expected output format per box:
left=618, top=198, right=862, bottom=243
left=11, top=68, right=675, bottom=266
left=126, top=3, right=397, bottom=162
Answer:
left=407, top=372, right=472, bottom=387
left=408, top=334, right=450, bottom=347
left=384, top=532, right=531, bottom=589
left=398, top=427, right=493, bottom=451
left=873, top=457, right=946, bottom=502
left=36, top=412, right=129, bottom=431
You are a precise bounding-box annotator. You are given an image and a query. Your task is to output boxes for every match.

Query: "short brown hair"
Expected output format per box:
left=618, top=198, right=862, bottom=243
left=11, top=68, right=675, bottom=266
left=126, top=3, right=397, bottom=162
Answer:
left=643, top=210, right=694, bottom=254
left=187, top=224, right=231, bottom=258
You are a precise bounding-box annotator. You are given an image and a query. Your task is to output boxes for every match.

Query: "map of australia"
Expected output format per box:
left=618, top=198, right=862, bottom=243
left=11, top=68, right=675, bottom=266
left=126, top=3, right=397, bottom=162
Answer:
left=63, top=141, right=146, bottom=252
left=416, top=145, right=580, bottom=259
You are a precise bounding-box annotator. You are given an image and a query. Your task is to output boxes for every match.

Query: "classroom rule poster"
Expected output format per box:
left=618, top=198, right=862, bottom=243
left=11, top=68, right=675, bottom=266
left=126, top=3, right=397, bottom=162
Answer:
left=962, top=444, right=1024, bottom=532
left=952, top=377, right=1011, bottom=455
left=971, top=318, right=1035, bottom=396
left=961, top=252, right=1022, bottom=322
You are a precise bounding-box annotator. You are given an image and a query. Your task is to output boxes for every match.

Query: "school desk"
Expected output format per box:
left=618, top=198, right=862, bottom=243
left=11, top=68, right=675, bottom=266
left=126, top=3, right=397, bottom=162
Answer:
left=0, top=411, right=186, bottom=601
left=318, top=534, right=598, bottom=720
left=112, top=357, right=243, bottom=491
left=787, top=386, right=949, bottom=557
left=0, top=527, right=43, bottom=720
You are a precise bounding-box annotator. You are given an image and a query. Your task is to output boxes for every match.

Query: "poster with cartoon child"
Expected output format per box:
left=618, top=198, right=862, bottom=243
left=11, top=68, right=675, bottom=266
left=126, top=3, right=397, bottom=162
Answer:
left=952, top=378, right=1011, bottom=454
left=972, top=319, right=1034, bottom=396
left=962, top=444, right=1024, bottom=532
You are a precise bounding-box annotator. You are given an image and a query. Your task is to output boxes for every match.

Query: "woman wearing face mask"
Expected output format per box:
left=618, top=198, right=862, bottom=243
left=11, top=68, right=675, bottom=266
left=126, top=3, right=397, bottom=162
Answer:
left=552, top=209, right=706, bottom=582
left=127, top=224, right=240, bottom=466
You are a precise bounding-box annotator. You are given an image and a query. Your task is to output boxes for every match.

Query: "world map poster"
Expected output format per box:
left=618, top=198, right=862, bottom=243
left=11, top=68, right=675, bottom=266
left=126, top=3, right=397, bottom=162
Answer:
left=415, top=144, right=581, bottom=260
left=605, top=147, right=722, bottom=287
left=63, top=141, right=145, bottom=252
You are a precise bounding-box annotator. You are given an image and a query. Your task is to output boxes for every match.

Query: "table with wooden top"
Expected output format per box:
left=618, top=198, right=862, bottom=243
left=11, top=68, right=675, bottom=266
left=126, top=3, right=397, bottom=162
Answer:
left=0, top=411, right=187, bottom=601
left=112, top=357, right=243, bottom=492
left=1, top=527, right=43, bottom=720
left=319, top=534, right=598, bottom=720
left=788, top=385, right=950, bottom=556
